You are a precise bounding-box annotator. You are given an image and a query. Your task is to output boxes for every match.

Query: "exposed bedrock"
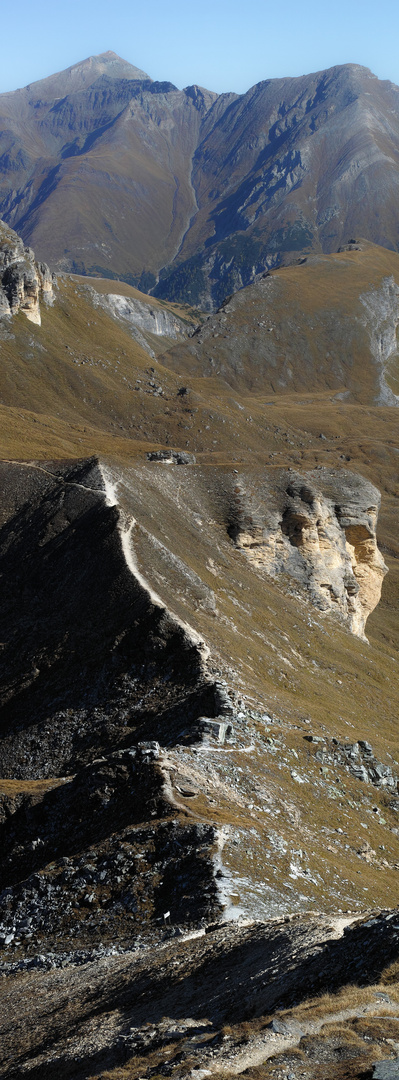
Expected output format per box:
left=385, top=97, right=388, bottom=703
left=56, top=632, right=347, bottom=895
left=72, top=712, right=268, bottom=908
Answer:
left=0, top=458, right=214, bottom=779
left=360, top=274, right=399, bottom=405
left=0, top=218, right=54, bottom=324
left=228, top=467, right=387, bottom=639
left=90, top=289, right=192, bottom=342
left=0, top=749, right=221, bottom=948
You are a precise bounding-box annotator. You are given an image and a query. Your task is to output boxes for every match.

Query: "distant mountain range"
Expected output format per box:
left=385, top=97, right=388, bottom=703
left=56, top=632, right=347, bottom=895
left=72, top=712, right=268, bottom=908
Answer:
left=1, top=50, right=399, bottom=307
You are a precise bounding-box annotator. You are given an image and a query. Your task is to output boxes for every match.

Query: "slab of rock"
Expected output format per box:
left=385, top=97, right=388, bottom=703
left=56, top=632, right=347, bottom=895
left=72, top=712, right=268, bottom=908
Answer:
left=198, top=718, right=233, bottom=744
left=373, top=1061, right=399, bottom=1079
left=228, top=467, right=387, bottom=638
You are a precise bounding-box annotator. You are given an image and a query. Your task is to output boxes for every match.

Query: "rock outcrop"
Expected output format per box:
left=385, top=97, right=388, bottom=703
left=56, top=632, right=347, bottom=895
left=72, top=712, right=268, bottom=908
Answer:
left=228, top=468, right=387, bottom=639
left=0, top=219, right=54, bottom=325
left=86, top=287, right=193, bottom=356
left=360, top=275, right=399, bottom=405
left=1, top=909, right=399, bottom=1078
left=93, top=291, right=191, bottom=340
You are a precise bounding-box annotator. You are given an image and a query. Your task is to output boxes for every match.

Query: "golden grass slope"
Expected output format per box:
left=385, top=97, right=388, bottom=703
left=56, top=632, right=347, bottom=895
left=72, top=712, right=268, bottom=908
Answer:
left=163, top=240, right=399, bottom=402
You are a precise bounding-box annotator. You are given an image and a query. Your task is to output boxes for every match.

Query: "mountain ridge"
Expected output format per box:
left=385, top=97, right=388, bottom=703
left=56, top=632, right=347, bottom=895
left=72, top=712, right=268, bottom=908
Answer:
left=9, top=50, right=152, bottom=97
left=1, top=56, right=399, bottom=306
left=1, top=212, right=399, bottom=1077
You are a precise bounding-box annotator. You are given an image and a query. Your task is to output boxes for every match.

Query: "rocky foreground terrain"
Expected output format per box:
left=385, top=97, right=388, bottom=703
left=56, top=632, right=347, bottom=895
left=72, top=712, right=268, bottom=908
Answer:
left=1, top=219, right=399, bottom=1077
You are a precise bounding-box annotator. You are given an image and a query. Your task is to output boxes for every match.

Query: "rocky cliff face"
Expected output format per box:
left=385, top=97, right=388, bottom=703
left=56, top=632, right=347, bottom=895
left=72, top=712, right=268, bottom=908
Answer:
left=0, top=219, right=54, bottom=324
left=0, top=451, right=398, bottom=992
left=0, top=455, right=396, bottom=959
left=360, top=274, right=399, bottom=404
left=88, top=287, right=193, bottom=355
left=228, top=468, right=387, bottom=640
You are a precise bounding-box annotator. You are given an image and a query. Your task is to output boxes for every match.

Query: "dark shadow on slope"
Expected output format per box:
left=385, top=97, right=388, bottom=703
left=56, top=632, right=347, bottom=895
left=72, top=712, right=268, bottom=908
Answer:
left=0, top=459, right=213, bottom=777
left=0, top=752, right=168, bottom=886
left=12, top=164, right=62, bottom=233
left=5, top=911, right=399, bottom=1079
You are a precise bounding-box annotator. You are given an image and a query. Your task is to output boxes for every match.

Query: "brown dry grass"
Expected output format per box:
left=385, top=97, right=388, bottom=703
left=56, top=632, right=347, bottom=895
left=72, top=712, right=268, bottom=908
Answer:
left=0, top=777, right=69, bottom=796
left=382, top=959, right=399, bottom=985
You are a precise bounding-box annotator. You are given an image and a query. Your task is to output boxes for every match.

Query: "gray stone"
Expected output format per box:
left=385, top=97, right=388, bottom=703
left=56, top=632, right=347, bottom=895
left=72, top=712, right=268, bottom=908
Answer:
left=214, top=682, right=234, bottom=716
left=267, top=1017, right=303, bottom=1035
left=198, top=718, right=232, bottom=744
left=146, top=450, right=196, bottom=465
left=373, top=1061, right=399, bottom=1079
left=350, top=765, right=369, bottom=782
left=268, top=1018, right=289, bottom=1034
left=137, top=741, right=161, bottom=759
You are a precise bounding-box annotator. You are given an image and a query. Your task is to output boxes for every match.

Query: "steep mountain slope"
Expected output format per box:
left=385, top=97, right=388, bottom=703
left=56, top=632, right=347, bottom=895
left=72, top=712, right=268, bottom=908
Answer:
left=0, top=52, right=218, bottom=290
left=1, top=223, right=399, bottom=1079
left=1, top=56, right=399, bottom=306
left=157, top=65, right=399, bottom=307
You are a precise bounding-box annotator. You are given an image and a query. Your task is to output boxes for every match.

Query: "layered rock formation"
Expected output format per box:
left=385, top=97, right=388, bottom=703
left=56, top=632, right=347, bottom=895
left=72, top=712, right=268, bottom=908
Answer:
left=228, top=468, right=387, bottom=639
left=1, top=454, right=397, bottom=966
left=0, top=219, right=54, bottom=324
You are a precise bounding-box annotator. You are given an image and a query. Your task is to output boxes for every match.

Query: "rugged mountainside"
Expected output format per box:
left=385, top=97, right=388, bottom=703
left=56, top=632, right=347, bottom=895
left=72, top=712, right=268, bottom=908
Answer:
left=0, top=52, right=218, bottom=294
left=1, top=221, right=399, bottom=1078
left=1, top=54, right=399, bottom=306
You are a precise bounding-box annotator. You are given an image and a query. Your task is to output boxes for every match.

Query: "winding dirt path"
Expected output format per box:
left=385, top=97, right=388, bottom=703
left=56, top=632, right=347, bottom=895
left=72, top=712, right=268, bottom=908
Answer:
left=202, top=1002, right=399, bottom=1076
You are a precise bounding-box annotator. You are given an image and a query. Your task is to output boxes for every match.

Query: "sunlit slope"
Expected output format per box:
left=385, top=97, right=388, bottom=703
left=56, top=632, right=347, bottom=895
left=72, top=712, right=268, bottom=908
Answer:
left=157, top=64, right=399, bottom=306
left=163, top=241, right=399, bottom=402
left=0, top=275, right=204, bottom=457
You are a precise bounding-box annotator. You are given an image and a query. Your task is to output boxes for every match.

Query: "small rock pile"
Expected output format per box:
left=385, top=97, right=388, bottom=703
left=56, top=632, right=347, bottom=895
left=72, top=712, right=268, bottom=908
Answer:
left=306, top=735, right=397, bottom=790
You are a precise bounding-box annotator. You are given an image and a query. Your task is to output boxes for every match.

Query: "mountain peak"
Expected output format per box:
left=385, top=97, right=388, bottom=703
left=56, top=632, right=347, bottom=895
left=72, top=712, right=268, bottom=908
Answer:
left=23, top=51, right=150, bottom=99
left=71, top=50, right=151, bottom=81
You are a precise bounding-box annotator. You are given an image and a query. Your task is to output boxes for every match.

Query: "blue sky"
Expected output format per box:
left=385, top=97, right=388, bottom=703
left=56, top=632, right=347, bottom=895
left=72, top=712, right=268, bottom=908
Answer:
left=1, top=0, right=399, bottom=95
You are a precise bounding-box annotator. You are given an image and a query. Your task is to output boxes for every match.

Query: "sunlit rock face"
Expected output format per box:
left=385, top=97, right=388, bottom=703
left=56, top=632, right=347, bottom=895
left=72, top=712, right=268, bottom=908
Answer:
left=228, top=468, right=387, bottom=639
left=0, top=218, right=54, bottom=324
